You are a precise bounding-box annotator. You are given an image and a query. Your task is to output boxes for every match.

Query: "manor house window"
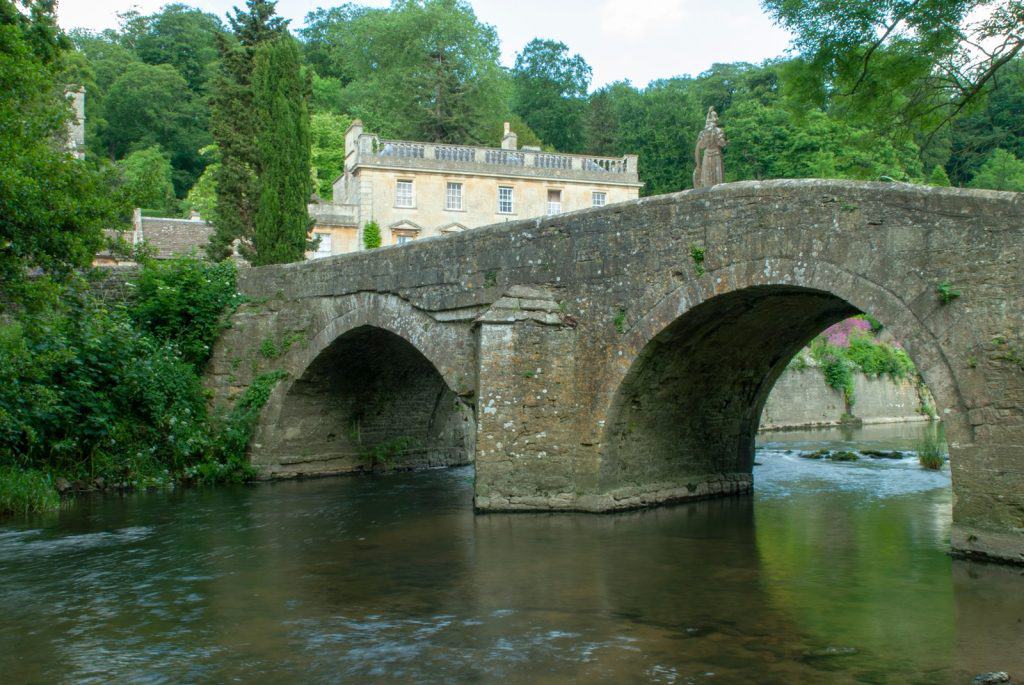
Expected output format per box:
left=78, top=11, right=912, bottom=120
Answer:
left=547, top=189, right=562, bottom=215
left=395, top=179, right=414, bottom=208
left=498, top=185, right=514, bottom=214
left=446, top=182, right=463, bottom=210
left=592, top=191, right=607, bottom=207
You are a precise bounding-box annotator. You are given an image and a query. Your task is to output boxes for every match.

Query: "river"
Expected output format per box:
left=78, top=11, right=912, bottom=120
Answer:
left=1, top=423, right=1022, bottom=684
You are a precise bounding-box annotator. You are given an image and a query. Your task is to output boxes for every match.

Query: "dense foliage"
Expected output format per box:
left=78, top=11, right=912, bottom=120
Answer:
left=131, top=256, right=242, bottom=368
left=301, top=0, right=507, bottom=143
left=0, top=285, right=211, bottom=481
left=761, top=0, right=1024, bottom=140
left=310, top=112, right=350, bottom=198
left=512, top=39, right=591, bottom=153
left=0, top=258, right=273, bottom=514
left=0, top=2, right=278, bottom=515
left=118, top=146, right=177, bottom=214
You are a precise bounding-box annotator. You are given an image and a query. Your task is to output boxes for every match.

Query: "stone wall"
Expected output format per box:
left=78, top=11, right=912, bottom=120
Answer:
left=87, top=265, right=140, bottom=302
left=761, top=368, right=929, bottom=430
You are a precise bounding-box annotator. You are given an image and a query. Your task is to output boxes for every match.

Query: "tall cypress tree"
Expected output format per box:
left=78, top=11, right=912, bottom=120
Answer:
left=252, top=36, right=310, bottom=265
left=207, top=0, right=287, bottom=260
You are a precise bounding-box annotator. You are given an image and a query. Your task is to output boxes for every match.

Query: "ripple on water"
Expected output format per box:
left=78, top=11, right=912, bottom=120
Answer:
left=754, top=448, right=950, bottom=500
left=0, top=526, right=155, bottom=559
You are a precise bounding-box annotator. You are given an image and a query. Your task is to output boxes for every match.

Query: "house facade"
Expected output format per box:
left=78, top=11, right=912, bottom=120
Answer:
left=307, top=121, right=642, bottom=256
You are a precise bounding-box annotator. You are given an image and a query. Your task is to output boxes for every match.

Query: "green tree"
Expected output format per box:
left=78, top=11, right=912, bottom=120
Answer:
left=102, top=61, right=210, bottom=194
left=968, top=148, right=1024, bottom=191
left=0, top=0, right=125, bottom=297
left=947, top=58, right=1024, bottom=184
left=119, top=145, right=177, bottom=213
left=928, top=164, right=952, bottom=187
left=65, top=30, right=139, bottom=156
left=761, top=0, right=1024, bottom=139
left=69, top=28, right=139, bottom=92
left=727, top=102, right=922, bottom=181
left=120, top=4, right=223, bottom=93
left=299, top=4, right=374, bottom=81
left=512, top=38, right=592, bottom=152
left=310, top=72, right=347, bottom=114
left=186, top=145, right=219, bottom=225
left=208, top=0, right=288, bottom=259
left=310, top=112, right=350, bottom=199
left=311, top=0, right=509, bottom=143
left=252, top=36, right=310, bottom=265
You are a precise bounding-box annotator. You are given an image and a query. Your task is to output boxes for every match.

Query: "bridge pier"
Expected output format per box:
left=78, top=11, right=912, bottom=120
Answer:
left=473, top=286, right=597, bottom=510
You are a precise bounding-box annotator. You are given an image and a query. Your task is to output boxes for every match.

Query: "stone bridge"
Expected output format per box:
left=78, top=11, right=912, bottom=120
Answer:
left=207, top=180, right=1024, bottom=564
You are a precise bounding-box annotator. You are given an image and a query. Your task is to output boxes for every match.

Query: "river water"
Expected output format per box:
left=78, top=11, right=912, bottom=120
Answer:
left=2, top=423, right=1022, bottom=684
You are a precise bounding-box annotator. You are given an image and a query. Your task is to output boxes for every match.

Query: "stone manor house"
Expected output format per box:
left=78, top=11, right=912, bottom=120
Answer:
left=75, top=82, right=642, bottom=262
left=308, top=120, right=643, bottom=256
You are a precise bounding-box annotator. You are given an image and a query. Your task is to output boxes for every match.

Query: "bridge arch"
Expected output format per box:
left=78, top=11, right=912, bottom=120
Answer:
left=251, top=294, right=476, bottom=477
left=596, top=258, right=968, bottom=505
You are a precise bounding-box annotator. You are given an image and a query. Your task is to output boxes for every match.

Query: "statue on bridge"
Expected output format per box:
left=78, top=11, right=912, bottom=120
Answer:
left=693, top=107, right=727, bottom=189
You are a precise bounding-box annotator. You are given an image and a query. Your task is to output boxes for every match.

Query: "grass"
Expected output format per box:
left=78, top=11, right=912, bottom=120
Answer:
left=915, top=429, right=946, bottom=470
left=0, top=466, right=61, bottom=515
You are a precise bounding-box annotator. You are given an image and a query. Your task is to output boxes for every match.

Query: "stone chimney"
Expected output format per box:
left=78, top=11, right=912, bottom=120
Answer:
left=501, top=121, right=518, bottom=150
left=132, top=207, right=143, bottom=245
left=344, top=119, right=365, bottom=170
left=65, top=86, right=85, bottom=159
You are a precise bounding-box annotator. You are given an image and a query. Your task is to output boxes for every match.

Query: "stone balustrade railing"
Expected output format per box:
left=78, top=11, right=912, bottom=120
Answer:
left=355, top=135, right=637, bottom=177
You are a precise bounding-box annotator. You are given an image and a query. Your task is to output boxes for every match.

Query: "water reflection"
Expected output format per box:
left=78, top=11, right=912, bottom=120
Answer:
left=0, top=424, right=1020, bottom=683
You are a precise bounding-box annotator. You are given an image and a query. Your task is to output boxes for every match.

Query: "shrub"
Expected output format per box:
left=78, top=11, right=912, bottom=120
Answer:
left=846, top=336, right=915, bottom=380
left=0, top=466, right=60, bottom=515
left=363, top=221, right=382, bottom=249
left=0, top=258, right=257, bottom=496
left=131, top=256, right=241, bottom=368
left=0, top=286, right=211, bottom=482
left=927, top=165, right=951, bottom=187
left=811, top=339, right=856, bottom=406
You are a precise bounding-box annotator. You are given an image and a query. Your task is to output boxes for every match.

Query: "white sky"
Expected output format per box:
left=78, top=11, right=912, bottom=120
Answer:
left=56, top=0, right=794, bottom=88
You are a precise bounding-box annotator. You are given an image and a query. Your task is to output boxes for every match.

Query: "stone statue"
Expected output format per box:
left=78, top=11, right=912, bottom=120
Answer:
left=693, top=107, right=726, bottom=189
